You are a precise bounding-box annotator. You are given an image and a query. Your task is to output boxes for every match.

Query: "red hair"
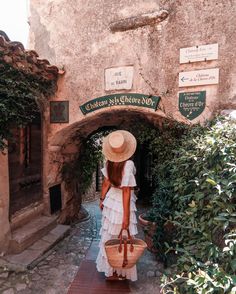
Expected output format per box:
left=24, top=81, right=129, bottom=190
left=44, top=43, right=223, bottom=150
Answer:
left=107, top=160, right=126, bottom=187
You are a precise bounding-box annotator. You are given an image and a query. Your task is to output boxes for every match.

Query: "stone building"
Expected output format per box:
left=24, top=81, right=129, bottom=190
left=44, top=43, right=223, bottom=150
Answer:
left=0, top=0, right=236, bottom=255
left=0, top=32, right=63, bottom=258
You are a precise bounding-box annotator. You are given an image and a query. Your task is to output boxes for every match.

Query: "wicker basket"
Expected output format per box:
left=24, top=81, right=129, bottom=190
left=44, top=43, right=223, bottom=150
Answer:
left=105, top=229, right=147, bottom=269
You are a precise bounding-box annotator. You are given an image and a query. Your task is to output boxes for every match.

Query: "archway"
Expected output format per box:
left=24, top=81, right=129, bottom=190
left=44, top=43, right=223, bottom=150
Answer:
left=46, top=108, right=169, bottom=222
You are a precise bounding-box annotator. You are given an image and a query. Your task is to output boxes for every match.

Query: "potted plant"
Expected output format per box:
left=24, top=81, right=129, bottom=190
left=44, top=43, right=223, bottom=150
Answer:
left=138, top=181, right=176, bottom=258
left=138, top=209, right=158, bottom=253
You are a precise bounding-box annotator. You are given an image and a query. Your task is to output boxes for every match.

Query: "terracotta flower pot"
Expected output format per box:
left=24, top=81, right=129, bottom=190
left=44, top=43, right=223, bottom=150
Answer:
left=138, top=213, right=158, bottom=253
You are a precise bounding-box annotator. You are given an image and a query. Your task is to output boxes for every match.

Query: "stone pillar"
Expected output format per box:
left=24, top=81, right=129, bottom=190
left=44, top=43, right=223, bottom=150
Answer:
left=0, top=150, right=11, bottom=254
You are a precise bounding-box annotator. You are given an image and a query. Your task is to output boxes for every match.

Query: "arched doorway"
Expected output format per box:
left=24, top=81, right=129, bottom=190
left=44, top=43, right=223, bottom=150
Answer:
left=46, top=108, right=167, bottom=222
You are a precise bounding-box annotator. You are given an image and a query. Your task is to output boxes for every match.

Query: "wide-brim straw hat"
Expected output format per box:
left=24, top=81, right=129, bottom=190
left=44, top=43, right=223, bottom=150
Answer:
left=102, top=130, right=137, bottom=162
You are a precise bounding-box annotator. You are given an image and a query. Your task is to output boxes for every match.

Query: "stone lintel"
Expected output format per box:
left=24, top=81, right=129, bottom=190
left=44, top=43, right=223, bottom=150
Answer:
left=110, top=10, right=169, bottom=33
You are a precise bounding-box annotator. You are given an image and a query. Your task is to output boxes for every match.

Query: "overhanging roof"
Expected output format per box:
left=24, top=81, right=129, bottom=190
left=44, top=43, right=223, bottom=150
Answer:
left=0, top=31, right=59, bottom=81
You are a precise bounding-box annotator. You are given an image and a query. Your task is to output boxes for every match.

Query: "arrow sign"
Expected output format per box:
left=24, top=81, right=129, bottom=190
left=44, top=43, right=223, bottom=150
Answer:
left=179, top=68, right=219, bottom=87
left=181, top=77, right=189, bottom=82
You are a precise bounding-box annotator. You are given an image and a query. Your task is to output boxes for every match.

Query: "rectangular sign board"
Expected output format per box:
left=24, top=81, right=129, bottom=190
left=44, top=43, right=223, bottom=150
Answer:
left=105, top=66, right=134, bottom=90
left=180, top=43, right=218, bottom=63
left=179, top=68, right=219, bottom=87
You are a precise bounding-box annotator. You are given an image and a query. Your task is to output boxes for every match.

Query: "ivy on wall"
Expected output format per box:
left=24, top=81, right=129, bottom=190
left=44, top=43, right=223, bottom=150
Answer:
left=61, top=128, right=116, bottom=195
left=0, top=60, right=57, bottom=150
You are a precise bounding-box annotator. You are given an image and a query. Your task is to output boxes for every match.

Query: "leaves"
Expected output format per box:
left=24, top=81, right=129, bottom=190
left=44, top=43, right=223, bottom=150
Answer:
left=61, top=128, right=114, bottom=195
left=0, top=60, right=57, bottom=150
left=206, top=178, right=217, bottom=186
left=158, top=117, right=236, bottom=293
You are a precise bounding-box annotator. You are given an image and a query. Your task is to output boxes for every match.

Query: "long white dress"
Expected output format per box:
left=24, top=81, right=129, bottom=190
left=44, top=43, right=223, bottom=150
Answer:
left=96, top=160, right=138, bottom=281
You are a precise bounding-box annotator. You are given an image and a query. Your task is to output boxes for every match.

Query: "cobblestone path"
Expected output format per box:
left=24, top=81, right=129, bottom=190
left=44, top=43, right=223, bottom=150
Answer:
left=0, top=201, right=99, bottom=294
left=0, top=200, right=162, bottom=293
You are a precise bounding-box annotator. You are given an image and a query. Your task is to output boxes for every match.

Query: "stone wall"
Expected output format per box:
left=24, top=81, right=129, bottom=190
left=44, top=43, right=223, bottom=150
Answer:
left=29, top=0, right=236, bottom=131
left=82, top=173, right=98, bottom=203
left=28, top=0, right=236, bottom=217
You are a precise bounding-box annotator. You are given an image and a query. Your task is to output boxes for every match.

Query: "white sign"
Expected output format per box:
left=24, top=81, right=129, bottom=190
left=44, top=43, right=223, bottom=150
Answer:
left=179, top=68, right=219, bottom=87
left=105, top=66, right=134, bottom=91
left=180, top=43, right=218, bottom=63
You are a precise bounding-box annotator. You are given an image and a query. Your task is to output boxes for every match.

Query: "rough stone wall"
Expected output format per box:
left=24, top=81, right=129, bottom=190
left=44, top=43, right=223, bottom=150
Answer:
left=82, top=173, right=98, bottom=203
left=29, top=0, right=236, bottom=130
left=28, top=0, right=236, bottom=215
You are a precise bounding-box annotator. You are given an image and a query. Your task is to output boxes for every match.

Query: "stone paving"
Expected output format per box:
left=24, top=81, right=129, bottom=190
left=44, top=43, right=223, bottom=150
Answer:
left=0, top=200, right=162, bottom=293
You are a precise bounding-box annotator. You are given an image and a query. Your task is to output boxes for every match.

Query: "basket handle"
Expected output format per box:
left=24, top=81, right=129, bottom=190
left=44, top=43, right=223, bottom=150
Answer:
left=118, top=229, right=134, bottom=268
left=118, top=228, right=133, bottom=239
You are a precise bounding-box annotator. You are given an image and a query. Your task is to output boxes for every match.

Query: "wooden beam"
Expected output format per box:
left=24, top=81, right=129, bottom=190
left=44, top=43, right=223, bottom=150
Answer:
left=110, top=10, right=169, bottom=33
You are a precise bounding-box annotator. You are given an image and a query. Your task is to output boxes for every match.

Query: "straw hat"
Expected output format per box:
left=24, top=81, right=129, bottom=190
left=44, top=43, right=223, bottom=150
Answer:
left=102, top=130, right=137, bottom=162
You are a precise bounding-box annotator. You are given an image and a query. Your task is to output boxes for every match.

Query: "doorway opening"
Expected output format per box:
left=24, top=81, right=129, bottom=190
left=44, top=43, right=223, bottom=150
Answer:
left=49, top=184, right=62, bottom=214
left=8, top=113, right=43, bottom=217
left=49, top=108, right=175, bottom=223
left=57, top=112, right=161, bottom=218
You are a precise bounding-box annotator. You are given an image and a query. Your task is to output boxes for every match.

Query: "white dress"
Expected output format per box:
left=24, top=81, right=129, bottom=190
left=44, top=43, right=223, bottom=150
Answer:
left=96, top=160, right=138, bottom=281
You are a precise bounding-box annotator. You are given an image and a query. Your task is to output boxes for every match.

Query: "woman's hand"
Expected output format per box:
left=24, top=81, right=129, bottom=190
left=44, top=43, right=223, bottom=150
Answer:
left=99, top=178, right=110, bottom=211
left=122, top=218, right=129, bottom=229
left=99, top=200, right=104, bottom=211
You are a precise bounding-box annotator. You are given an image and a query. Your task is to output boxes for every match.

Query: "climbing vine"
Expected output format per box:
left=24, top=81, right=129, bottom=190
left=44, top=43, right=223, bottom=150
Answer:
left=61, top=128, right=116, bottom=195
left=0, top=60, right=57, bottom=150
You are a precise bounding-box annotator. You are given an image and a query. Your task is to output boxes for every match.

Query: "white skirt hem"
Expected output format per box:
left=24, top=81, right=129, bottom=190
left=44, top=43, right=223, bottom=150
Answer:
left=95, top=191, right=138, bottom=281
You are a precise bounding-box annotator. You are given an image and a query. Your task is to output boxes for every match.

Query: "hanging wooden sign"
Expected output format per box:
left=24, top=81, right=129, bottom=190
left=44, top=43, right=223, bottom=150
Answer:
left=179, top=91, right=206, bottom=120
left=79, top=93, right=160, bottom=115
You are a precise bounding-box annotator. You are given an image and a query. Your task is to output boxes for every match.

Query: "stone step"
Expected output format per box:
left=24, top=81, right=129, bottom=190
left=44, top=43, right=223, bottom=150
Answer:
left=9, top=215, right=58, bottom=254
left=10, top=202, right=44, bottom=231
left=0, top=224, right=70, bottom=271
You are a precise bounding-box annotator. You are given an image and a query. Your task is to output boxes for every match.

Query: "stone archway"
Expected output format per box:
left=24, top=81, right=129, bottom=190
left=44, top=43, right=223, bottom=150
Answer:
left=45, top=108, right=168, bottom=223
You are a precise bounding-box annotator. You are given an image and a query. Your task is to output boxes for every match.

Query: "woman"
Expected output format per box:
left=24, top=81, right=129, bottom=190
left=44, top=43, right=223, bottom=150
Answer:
left=96, top=130, right=138, bottom=281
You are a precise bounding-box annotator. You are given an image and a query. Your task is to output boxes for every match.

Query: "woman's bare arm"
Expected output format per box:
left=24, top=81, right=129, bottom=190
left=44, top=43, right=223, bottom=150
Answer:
left=122, top=187, right=131, bottom=229
left=101, top=177, right=111, bottom=199
left=99, top=178, right=111, bottom=210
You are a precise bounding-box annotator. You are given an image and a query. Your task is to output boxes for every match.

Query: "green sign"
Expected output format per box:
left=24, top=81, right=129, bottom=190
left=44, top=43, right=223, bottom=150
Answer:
left=179, top=91, right=206, bottom=120
left=80, top=93, right=161, bottom=115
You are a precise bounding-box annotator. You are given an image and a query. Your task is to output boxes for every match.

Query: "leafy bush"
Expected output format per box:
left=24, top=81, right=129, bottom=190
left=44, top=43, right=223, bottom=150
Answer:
left=161, top=117, right=236, bottom=293
left=132, top=120, right=190, bottom=261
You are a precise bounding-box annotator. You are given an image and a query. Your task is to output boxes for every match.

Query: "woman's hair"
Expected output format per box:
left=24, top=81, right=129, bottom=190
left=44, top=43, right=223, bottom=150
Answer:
left=107, top=160, right=126, bottom=187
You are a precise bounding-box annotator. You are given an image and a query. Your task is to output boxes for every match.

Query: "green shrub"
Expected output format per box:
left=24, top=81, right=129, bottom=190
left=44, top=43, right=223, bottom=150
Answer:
left=133, top=120, right=190, bottom=261
left=161, top=117, right=236, bottom=293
